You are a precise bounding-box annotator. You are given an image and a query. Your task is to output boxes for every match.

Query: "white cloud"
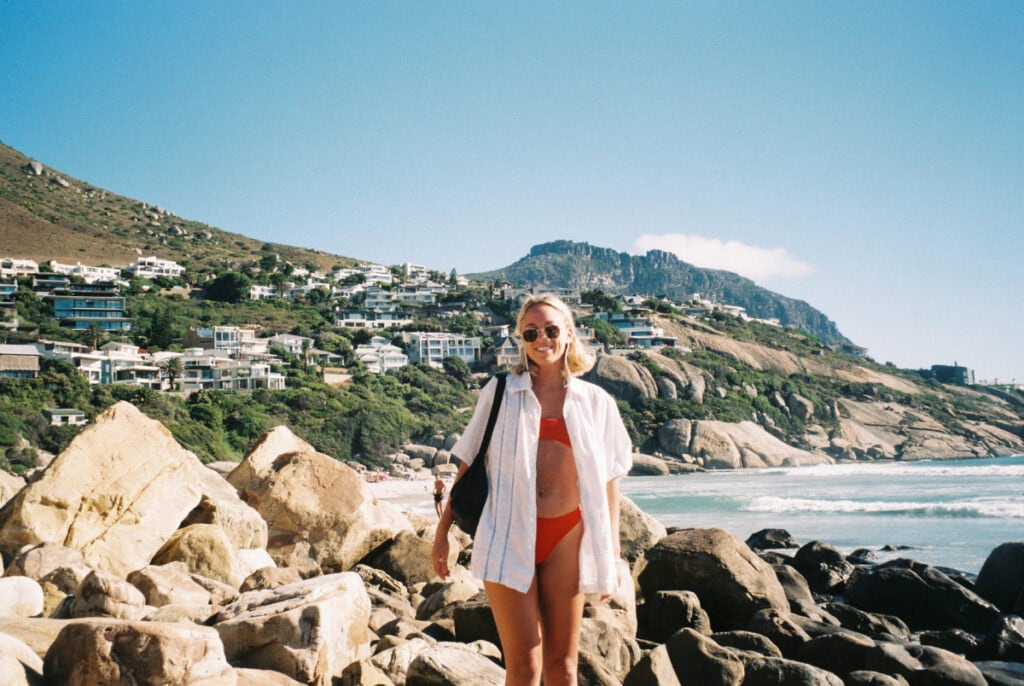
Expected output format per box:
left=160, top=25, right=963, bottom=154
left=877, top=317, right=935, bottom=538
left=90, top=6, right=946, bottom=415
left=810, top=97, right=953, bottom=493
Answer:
left=632, top=233, right=814, bottom=281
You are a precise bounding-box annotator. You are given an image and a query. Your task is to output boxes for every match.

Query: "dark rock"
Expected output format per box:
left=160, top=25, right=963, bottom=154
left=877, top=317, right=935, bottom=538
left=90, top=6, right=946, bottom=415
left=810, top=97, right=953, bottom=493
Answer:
left=747, top=529, right=800, bottom=551
left=844, top=672, right=909, bottom=686
left=973, top=661, right=1024, bottom=686
left=451, top=592, right=500, bottom=648
left=774, top=565, right=836, bottom=622
left=638, top=528, right=789, bottom=631
left=663, top=628, right=744, bottom=685
left=748, top=609, right=812, bottom=658
left=917, top=628, right=979, bottom=656
left=759, top=551, right=794, bottom=565
left=821, top=603, right=910, bottom=641
left=622, top=644, right=680, bottom=686
left=902, top=643, right=987, bottom=685
left=577, top=649, right=622, bottom=686
left=792, top=541, right=854, bottom=594
left=710, top=630, right=782, bottom=658
left=844, top=558, right=1000, bottom=632
left=974, top=614, right=1024, bottom=662
left=848, top=548, right=878, bottom=565
left=797, top=633, right=906, bottom=678
left=638, top=590, right=711, bottom=643
left=740, top=656, right=843, bottom=685
left=975, top=542, right=1024, bottom=613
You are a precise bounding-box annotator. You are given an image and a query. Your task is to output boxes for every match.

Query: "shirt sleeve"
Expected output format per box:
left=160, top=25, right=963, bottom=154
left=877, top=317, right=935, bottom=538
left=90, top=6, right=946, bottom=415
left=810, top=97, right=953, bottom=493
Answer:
left=450, top=376, right=501, bottom=467
left=602, top=391, right=633, bottom=480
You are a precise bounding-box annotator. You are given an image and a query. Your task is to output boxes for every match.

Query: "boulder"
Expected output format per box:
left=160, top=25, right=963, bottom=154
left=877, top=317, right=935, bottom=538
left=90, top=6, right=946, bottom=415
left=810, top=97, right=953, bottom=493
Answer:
left=212, top=572, right=372, bottom=686
left=798, top=635, right=987, bottom=685
left=975, top=541, right=1024, bottom=613
left=231, top=444, right=412, bottom=574
left=452, top=591, right=500, bottom=647
left=622, top=644, right=681, bottom=686
left=792, top=541, right=854, bottom=594
left=663, top=628, right=745, bottom=685
left=746, top=528, right=800, bottom=551
left=787, top=393, right=816, bottom=422
left=748, top=609, right=813, bottom=658
left=711, top=630, right=783, bottom=658
left=361, top=528, right=438, bottom=587
left=227, top=425, right=315, bottom=491
left=584, top=354, right=658, bottom=404
left=151, top=523, right=246, bottom=588
left=578, top=616, right=642, bottom=680
left=845, top=558, right=1000, bottom=632
left=657, top=419, right=693, bottom=457
left=241, top=566, right=304, bottom=593
left=629, top=452, right=670, bottom=476
left=0, top=631, right=43, bottom=684
left=0, top=471, right=25, bottom=506
left=821, top=603, right=910, bottom=642
left=4, top=544, right=90, bottom=588
left=618, top=495, right=667, bottom=566
left=689, top=420, right=826, bottom=469
left=127, top=562, right=212, bottom=607
left=67, top=570, right=148, bottom=621
left=638, top=528, right=789, bottom=631
left=974, top=614, right=1024, bottom=662
left=773, top=565, right=837, bottom=622
left=638, top=590, right=712, bottom=643
left=406, top=641, right=505, bottom=685
left=179, top=464, right=268, bottom=550
left=43, top=620, right=234, bottom=685
left=844, top=673, right=909, bottom=686
left=0, top=578, right=43, bottom=618
left=370, top=636, right=432, bottom=683
left=0, top=402, right=204, bottom=578
left=740, top=656, right=843, bottom=686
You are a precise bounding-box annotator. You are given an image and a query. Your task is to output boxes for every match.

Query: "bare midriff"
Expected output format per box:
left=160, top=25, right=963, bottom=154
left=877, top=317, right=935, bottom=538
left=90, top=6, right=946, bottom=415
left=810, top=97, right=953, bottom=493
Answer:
left=536, top=426, right=580, bottom=519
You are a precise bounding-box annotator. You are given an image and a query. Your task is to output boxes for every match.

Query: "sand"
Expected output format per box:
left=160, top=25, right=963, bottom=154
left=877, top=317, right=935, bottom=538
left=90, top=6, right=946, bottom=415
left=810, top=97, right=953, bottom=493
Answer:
left=366, top=475, right=450, bottom=516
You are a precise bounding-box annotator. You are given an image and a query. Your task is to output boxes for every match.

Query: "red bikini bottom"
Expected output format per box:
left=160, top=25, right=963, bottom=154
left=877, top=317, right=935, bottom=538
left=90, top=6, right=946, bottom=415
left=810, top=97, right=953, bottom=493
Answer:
left=535, top=507, right=582, bottom=565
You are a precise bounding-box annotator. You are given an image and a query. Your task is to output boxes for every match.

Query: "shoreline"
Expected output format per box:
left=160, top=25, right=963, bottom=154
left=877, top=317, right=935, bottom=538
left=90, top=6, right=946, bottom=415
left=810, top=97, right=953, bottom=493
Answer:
left=366, top=475, right=447, bottom=516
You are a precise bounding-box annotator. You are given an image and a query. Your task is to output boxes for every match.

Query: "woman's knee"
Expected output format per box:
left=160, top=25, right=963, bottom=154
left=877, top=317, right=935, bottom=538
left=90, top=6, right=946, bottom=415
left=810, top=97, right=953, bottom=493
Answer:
left=541, top=655, right=577, bottom=686
left=504, top=650, right=543, bottom=683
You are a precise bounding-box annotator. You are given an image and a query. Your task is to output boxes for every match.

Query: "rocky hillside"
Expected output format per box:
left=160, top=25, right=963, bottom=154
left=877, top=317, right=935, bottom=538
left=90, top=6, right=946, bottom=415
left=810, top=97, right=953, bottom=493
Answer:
left=470, top=240, right=848, bottom=345
left=581, top=314, right=1024, bottom=470
left=0, top=141, right=355, bottom=275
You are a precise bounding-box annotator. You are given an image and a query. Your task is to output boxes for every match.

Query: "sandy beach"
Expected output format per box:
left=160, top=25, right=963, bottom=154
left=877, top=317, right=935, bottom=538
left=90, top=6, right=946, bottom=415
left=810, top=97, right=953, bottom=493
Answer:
left=366, top=475, right=450, bottom=516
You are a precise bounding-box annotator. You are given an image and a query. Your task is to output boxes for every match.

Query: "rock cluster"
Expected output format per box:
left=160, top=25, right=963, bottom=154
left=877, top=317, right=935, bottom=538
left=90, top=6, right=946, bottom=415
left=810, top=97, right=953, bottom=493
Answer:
left=0, top=400, right=1020, bottom=684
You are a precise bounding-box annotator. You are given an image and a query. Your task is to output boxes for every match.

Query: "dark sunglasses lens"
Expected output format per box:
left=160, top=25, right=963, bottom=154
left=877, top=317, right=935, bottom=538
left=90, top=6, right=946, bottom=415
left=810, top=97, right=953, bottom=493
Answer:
left=544, top=325, right=560, bottom=339
left=523, top=329, right=539, bottom=342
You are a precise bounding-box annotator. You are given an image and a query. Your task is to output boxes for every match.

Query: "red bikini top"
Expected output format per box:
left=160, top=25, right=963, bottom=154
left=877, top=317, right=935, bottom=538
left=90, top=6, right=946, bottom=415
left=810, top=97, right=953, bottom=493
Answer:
left=539, top=417, right=572, bottom=448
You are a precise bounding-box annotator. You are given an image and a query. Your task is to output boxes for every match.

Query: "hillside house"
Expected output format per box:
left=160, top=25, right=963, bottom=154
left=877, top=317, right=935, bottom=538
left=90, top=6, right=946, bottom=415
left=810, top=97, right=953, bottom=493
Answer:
left=43, top=408, right=88, bottom=426
left=0, top=258, right=39, bottom=277
left=263, top=333, right=315, bottom=357
left=403, top=332, right=481, bottom=368
left=50, top=282, right=132, bottom=332
left=0, top=344, right=41, bottom=378
left=183, top=326, right=268, bottom=359
left=336, top=309, right=413, bottom=330
left=0, top=281, right=16, bottom=328
left=178, top=348, right=285, bottom=391
left=50, top=261, right=122, bottom=284
left=354, top=336, right=408, bottom=374
left=126, top=256, right=186, bottom=279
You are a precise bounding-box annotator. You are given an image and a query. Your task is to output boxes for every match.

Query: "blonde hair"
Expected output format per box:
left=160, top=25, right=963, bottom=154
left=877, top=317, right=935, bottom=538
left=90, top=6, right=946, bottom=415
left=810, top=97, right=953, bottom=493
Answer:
left=512, top=294, right=595, bottom=378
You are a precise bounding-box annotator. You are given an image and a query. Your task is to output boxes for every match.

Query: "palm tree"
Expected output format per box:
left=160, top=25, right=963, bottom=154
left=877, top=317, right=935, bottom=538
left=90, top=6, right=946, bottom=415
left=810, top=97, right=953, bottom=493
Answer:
left=160, top=356, right=184, bottom=391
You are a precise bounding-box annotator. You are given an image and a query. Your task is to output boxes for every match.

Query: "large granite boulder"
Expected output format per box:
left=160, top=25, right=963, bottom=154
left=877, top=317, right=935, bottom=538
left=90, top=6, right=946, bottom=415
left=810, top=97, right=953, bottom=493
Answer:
left=361, top=528, right=438, bottom=587
left=127, top=562, right=212, bottom=607
left=638, top=528, right=789, bottom=631
left=975, top=541, right=1024, bottom=613
left=231, top=438, right=412, bottom=574
left=66, top=570, right=148, bottom=621
left=584, top=354, right=658, bottom=404
left=792, top=540, right=855, bottom=594
left=406, top=641, right=506, bottom=685
left=689, top=420, right=828, bottom=469
left=0, top=578, right=43, bottom=619
left=0, top=402, right=205, bottom=578
left=664, top=628, right=745, bottom=684
left=618, top=495, right=667, bottom=566
left=845, top=558, right=1000, bottom=633
left=179, top=463, right=268, bottom=550
left=0, top=630, right=43, bottom=685
left=42, top=620, right=235, bottom=685
left=212, top=572, right=372, bottom=686
left=0, top=471, right=25, bottom=506
left=151, top=523, right=246, bottom=588
left=622, top=644, right=681, bottom=686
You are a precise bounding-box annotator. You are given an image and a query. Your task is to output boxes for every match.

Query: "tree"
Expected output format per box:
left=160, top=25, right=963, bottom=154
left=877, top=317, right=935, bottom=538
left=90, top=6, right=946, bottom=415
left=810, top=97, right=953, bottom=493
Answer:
left=259, top=254, right=278, bottom=273
left=160, top=357, right=184, bottom=391
left=205, top=272, right=252, bottom=303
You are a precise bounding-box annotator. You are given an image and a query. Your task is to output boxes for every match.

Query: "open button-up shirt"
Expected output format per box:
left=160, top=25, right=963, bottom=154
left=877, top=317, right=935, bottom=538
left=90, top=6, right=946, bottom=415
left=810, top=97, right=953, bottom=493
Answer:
left=451, top=371, right=633, bottom=594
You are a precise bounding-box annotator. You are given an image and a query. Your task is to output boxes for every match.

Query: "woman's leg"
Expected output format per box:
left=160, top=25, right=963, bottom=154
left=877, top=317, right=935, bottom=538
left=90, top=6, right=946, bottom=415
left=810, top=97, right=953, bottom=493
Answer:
left=536, top=521, right=585, bottom=686
left=485, top=578, right=543, bottom=686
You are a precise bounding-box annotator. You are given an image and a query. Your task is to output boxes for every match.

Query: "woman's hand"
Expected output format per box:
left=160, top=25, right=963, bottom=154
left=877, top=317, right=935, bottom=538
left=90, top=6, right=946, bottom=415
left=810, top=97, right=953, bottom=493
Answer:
left=431, top=532, right=451, bottom=580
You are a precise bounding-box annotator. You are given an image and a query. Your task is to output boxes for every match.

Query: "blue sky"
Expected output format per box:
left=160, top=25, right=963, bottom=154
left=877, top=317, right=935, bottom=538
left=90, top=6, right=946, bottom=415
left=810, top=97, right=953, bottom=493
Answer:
left=2, top=2, right=1022, bottom=382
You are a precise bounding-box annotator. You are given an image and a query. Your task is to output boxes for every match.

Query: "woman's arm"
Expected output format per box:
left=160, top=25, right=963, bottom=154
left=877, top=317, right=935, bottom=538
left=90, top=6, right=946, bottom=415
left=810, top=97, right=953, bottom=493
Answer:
left=606, top=476, right=622, bottom=559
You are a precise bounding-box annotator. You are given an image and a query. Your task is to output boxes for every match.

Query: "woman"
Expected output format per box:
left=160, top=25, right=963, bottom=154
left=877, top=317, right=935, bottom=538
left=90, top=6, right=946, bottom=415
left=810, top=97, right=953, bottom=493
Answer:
left=432, top=294, right=633, bottom=686
left=432, top=474, right=446, bottom=518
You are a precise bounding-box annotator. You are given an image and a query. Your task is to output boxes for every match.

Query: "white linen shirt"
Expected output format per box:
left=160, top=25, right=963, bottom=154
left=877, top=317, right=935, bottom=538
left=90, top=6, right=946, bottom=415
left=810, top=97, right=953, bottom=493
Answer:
left=451, top=371, right=633, bottom=594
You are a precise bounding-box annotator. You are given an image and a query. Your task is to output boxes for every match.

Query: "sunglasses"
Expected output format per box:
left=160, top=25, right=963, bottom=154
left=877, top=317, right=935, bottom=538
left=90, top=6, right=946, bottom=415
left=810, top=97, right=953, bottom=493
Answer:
left=521, top=325, right=561, bottom=343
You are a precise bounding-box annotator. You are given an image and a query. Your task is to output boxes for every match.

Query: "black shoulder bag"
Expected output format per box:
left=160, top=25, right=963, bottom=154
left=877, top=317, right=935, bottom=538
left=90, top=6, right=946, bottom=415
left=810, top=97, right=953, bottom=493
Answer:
left=449, top=373, right=506, bottom=537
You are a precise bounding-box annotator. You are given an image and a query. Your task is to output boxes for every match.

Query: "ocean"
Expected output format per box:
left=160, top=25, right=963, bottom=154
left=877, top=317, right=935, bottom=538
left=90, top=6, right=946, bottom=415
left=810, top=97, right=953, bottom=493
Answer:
left=620, top=455, right=1024, bottom=576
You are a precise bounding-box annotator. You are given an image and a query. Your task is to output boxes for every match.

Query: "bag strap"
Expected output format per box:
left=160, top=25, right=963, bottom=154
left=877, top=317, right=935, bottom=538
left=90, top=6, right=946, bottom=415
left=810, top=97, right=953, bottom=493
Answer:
left=475, top=373, right=507, bottom=463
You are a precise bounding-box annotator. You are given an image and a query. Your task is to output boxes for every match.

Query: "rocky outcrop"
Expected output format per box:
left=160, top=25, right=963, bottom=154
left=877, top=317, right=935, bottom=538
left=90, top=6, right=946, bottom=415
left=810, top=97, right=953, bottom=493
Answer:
left=0, top=402, right=1018, bottom=685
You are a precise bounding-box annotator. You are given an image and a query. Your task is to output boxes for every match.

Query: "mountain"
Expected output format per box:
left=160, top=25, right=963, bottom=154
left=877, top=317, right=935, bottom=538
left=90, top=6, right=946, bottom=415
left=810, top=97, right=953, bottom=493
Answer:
left=0, top=141, right=356, bottom=274
left=470, top=240, right=848, bottom=345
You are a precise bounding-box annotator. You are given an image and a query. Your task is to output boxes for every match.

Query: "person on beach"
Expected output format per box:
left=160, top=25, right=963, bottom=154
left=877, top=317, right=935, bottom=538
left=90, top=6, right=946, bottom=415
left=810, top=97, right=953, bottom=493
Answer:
left=432, top=474, right=446, bottom=517
left=431, top=294, right=633, bottom=686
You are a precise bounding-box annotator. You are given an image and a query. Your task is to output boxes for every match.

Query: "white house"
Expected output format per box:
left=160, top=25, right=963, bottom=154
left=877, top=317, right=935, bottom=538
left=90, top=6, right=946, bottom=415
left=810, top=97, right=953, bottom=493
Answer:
left=403, top=332, right=481, bottom=368
left=354, top=336, right=409, bottom=374
left=126, top=256, right=186, bottom=279
left=263, top=333, right=315, bottom=357
left=178, top=348, right=285, bottom=391
left=336, top=309, right=413, bottom=330
left=50, top=261, right=122, bottom=284
left=0, top=258, right=39, bottom=277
